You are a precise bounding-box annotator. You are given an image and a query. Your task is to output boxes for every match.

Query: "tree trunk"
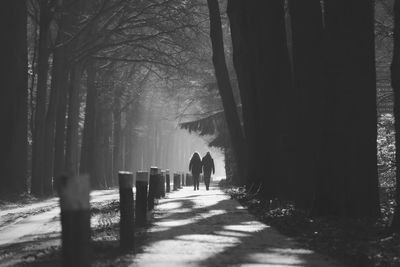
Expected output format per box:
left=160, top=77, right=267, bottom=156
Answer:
left=53, top=69, right=69, bottom=179
left=112, top=87, right=122, bottom=185
left=104, top=111, right=114, bottom=186
left=227, top=0, right=258, bottom=188
left=206, top=0, right=246, bottom=185
left=288, top=0, right=324, bottom=209
left=42, top=45, right=67, bottom=195
left=65, top=66, right=82, bottom=175
left=80, top=61, right=99, bottom=188
left=31, top=1, right=52, bottom=196
left=0, top=0, right=28, bottom=195
left=313, top=0, right=379, bottom=218
left=391, top=0, right=400, bottom=232
left=227, top=1, right=293, bottom=198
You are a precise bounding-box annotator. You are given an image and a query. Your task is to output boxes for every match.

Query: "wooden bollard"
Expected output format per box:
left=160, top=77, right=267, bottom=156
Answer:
left=136, top=171, right=148, bottom=227
left=181, top=173, right=186, bottom=187
left=173, top=173, right=179, bottom=191
left=166, top=170, right=171, bottom=193
left=179, top=173, right=183, bottom=188
left=155, top=171, right=162, bottom=200
left=160, top=170, right=166, bottom=198
left=148, top=167, right=159, bottom=210
left=186, top=173, right=193, bottom=186
left=58, top=174, right=90, bottom=267
left=118, top=172, right=134, bottom=251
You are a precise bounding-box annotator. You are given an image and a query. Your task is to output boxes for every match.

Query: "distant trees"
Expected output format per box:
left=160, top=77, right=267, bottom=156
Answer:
left=0, top=0, right=212, bottom=197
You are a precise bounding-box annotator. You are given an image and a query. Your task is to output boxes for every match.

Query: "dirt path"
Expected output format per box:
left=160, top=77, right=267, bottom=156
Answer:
left=132, top=184, right=344, bottom=267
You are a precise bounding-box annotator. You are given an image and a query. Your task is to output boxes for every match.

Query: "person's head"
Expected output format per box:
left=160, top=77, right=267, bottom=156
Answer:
left=192, top=152, right=201, bottom=160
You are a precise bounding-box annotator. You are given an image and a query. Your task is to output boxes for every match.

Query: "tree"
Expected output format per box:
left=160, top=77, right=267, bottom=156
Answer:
left=227, top=1, right=293, bottom=199
left=0, top=1, right=28, bottom=195
left=64, top=65, right=82, bottom=176
left=227, top=0, right=258, bottom=187
left=312, top=0, right=380, bottom=218
left=288, top=0, right=324, bottom=209
left=391, top=0, right=400, bottom=232
left=206, top=0, right=246, bottom=185
left=31, top=0, right=55, bottom=196
left=80, top=61, right=99, bottom=188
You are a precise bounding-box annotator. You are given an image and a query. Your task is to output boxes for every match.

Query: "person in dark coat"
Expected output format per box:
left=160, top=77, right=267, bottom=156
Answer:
left=189, top=152, right=202, bottom=190
left=201, top=152, right=215, bottom=190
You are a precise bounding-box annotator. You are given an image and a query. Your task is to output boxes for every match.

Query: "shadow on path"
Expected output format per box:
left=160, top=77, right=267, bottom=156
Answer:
left=131, top=184, right=344, bottom=267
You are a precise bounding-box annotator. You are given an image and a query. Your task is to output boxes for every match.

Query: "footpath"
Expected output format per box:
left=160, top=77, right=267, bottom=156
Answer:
left=132, top=183, right=344, bottom=267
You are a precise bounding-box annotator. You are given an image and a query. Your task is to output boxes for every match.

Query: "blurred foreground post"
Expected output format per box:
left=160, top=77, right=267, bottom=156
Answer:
left=148, top=167, right=159, bottom=210
left=118, top=172, right=134, bottom=251
left=58, top=174, right=90, bottom=267
left=136, top=171, right=148, bottom=226
left=166, top=170, right=171, bottom=193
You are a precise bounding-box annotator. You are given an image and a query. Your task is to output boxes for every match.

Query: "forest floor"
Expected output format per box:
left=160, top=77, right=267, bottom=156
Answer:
left=0, top=183, right=345, bottom=266
left=225, top=183, right=400, bottom=267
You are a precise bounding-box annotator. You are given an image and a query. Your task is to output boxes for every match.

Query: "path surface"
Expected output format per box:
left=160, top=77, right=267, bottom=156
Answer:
left=133, top=184, right=344, bottom=267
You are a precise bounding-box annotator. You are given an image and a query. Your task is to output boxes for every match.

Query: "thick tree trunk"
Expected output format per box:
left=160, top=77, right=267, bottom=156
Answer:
left=227, top=0, right=258, bottom=187
left=288, top=0, right=324, bottom=209
left=227, top=1, right=292, bottom=198
left=0, top=1, right=28, bottom=195
left=206, top=0, right=246, bottom=185
left=391, top=0, right=400, bottom=232
left=80, top=61, right=99, bottom=188
left=313, top=0, right=379, bottom=218
left=31, top=1, right=52, bottom=196
left=65, top=66, right=82, bottom=175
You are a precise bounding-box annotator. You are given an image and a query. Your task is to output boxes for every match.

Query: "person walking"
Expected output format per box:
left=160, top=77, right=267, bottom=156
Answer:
left=202, top=152, right=215, bottom=190
left=189, top=152, right=202, bottom=190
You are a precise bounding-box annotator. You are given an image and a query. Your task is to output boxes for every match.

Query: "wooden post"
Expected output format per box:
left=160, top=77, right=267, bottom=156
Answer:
left=182, top=172, right=186, bottom=187
left=118, top=172, right=134, bottom=251
left=148, top=167, right=159, bottom=210
left=166, top=169, right=171, bottom=193
left=186, top=173, right=193, bottom=186
left=179, top=173, right=183, bottom=188
left=136, top=171, right=148, bottom=227
left=155, top=171, right=162, bottom=200
left=173, top=173, right=179, bottom=191
left=57, top=174, right=90, bottom=267
left=160, top=170, right=166, bottom=198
